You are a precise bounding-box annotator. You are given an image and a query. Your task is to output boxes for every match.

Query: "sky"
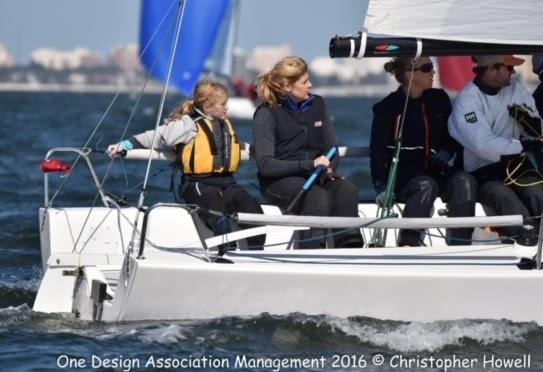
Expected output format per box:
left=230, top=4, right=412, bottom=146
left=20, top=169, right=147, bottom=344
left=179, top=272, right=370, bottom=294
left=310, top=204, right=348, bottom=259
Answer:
left=0, top=0, right=367, bottom=64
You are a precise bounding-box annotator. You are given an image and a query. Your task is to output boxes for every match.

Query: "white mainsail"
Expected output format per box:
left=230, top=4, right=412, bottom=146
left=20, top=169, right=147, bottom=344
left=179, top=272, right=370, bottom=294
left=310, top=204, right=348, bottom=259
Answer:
left=330, top=0, right=543, bottom=58
left=364, top=0, right=543, bottom=45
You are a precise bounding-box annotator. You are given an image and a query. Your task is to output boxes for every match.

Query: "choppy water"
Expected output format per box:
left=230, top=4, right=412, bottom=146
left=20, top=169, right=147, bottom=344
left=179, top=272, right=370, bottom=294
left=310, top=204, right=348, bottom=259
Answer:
left=1, top=91, right=543, bottom=371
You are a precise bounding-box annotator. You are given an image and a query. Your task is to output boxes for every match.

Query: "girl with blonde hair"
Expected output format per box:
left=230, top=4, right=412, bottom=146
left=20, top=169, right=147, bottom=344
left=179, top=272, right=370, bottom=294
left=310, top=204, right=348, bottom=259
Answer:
left=107, top=79, right=264, bottom=250
left=253, top=56, right=363, bottom=248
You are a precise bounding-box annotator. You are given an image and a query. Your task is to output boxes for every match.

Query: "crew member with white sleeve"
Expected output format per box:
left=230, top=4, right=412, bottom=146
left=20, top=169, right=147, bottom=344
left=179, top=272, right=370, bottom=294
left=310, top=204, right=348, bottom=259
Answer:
left=448, top=55, right=543, bottom=239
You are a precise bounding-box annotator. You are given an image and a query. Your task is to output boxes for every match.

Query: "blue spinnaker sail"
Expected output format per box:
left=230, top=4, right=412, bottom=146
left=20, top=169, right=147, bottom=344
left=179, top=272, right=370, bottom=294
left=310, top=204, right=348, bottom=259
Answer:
left=140, top=0, right=230, bottom=96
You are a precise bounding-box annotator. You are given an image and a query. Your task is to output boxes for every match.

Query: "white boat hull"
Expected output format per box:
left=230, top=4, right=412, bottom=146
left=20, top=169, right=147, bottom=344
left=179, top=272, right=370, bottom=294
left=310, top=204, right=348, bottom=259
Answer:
left=34, top=203, right=543, bottom=323
left=97, top=250, right=543, bottom=323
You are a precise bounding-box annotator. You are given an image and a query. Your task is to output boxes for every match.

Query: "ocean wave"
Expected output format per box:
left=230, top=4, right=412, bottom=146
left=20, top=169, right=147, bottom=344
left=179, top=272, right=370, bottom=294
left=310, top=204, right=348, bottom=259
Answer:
left=0, top=303, right=32, bottom=314
left=0, top=264, right=42, bottom=288
left=55, top=313, right=540, bottom=354
left=0, top=308, right=542, bottom=368
left=0, top=284, right=37, bottom=309
left=325, top=315, right=538, bottom=352
left=0, top=304, right=91, bottom=338
left=135, top=324, right=189, bottom=344
left=0, top=303, right=33, bottom=323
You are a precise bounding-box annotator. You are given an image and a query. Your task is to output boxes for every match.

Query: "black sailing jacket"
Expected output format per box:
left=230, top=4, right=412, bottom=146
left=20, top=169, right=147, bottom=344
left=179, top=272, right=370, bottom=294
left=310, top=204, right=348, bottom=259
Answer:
left=370, top=87, right=458, bottom=192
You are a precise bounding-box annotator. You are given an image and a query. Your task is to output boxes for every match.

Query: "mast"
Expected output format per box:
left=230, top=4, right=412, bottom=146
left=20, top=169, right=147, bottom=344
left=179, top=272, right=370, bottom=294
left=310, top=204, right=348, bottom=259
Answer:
left=219, top=0, right=241, bottom=77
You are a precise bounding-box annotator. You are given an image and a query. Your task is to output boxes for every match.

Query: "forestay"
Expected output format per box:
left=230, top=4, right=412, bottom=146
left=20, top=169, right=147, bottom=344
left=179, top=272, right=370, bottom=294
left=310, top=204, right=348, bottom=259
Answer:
left=364, top=0, right=543, bottom=45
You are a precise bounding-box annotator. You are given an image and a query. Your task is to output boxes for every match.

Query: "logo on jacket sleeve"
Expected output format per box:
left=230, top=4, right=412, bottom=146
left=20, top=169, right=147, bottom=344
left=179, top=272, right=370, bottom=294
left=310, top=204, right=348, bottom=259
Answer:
left=314, top=121, right=323, bottom=127
left=464, top=112, right=478, bottom=123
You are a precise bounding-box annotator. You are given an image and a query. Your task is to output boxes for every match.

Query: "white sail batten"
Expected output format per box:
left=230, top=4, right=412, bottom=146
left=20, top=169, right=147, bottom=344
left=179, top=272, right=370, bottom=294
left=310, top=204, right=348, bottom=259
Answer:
left=364, top=0, right=543, bottom=45
left=236, top=213, right=523, bottom=229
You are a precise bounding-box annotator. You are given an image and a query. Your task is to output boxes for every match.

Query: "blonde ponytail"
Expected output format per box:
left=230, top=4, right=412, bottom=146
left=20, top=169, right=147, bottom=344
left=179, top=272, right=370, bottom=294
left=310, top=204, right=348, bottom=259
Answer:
left=166, top=79, right=228, bottom=122
left=166, top=100, right=193, bottom=122
left=256, top=72, right=280, bottom=106
left=256, top=56, right=308, bottom=106
left=180, top=100, right=194, bottom=115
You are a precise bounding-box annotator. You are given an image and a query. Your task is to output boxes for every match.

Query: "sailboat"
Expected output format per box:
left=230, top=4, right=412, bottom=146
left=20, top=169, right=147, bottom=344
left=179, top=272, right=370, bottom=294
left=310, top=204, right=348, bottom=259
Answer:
left=34, top=0, right=543, bottom=323
left=206, top=0, right=257, bottom=120
left=140, top=0, right=255, bottom=120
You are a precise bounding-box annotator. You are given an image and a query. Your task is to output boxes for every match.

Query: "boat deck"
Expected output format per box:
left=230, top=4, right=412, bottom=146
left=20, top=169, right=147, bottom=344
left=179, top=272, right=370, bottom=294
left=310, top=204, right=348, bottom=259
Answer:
left=138, top=243, right=538, bottom=274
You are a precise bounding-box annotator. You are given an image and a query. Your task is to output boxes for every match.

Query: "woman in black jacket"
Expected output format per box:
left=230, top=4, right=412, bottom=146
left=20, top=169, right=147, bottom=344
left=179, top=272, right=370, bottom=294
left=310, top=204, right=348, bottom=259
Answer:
left=370, top=56, right=477, bottom=246
left=253, top=56, right=363, bottom=248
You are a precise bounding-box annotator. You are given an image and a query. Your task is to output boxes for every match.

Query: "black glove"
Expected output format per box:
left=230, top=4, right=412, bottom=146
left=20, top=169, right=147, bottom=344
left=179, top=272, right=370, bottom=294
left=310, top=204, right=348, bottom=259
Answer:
left=508, top=104, right=542, bottom=136
left=430, top=149, right=451, bottom=170
left=520, top=135, right=543, bottom=153
left=520, top=135, right=543, bottom=171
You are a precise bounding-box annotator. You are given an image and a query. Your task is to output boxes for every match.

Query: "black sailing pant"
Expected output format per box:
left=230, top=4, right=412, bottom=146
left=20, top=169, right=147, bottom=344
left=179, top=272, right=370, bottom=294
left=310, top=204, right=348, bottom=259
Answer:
left=181, top=180, right=265, bottom=249
left=263, top=177, right=364, bottom=249
left=397, top=172, right=477, bottom=246
left=473, top=158, right=543, bottom=239
left=478, top=177, right=543, bottom=238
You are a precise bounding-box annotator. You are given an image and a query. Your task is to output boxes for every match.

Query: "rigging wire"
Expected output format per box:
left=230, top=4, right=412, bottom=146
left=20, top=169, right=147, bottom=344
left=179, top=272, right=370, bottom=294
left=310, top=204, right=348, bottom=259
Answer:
left=126, top=0, right=188, bottom=256
left=71, top=23, right=181, bottom=254
left=371, top=58, right=418, bottom=247
left=51, top=1, right=182, bottom=255
left=48, top=0, right=179, bottom=208
left=101, top=0, right=181, bottom=189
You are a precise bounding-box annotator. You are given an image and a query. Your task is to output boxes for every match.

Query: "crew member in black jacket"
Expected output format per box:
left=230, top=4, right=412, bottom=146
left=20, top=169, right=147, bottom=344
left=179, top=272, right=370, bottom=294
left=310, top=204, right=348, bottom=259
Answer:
left=253, top=56, right=363, bottom=248
left=370, top=56, right=477, bottom=246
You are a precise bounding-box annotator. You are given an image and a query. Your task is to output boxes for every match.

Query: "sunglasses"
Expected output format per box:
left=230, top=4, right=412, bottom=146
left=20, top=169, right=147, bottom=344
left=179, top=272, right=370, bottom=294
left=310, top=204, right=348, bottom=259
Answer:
left=493, top=63, right=514, bottom=72
left=413, top=62, right=434, bottom=73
